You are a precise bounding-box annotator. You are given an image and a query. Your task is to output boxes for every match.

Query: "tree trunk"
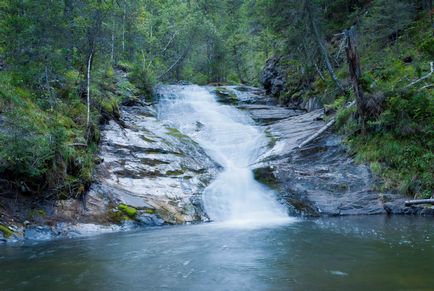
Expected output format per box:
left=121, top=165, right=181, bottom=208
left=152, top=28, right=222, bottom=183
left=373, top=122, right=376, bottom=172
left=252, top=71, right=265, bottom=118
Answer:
left=86, top=52, right=93, bottom=127
left=305, top=0, right=343, bottom=92
left=64, top=0, right=74, bottom=68
left=158, top=43, right=191, bottom=80
left=345, top=26, right=366, bottom=133
left=233, top=46, right=246, bottom=84
left=122, top=2, right=126, bottom=55
left=111, top=17, right=115, bottom=63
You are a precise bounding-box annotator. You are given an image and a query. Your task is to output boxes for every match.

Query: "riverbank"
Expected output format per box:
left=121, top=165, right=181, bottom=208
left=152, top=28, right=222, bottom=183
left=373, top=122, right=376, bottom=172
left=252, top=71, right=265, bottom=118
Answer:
left=216, top=86, right=434, bottom=217
left=1, top=84, right=433, bottom=244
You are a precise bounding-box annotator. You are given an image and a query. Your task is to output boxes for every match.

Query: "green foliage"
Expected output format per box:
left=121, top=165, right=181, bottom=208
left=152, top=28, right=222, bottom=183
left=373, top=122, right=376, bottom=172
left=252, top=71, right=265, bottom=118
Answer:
left=350, top=132, right=433, bottom=197
left=0, top=0, right=432, bottom=201
left=129, top=65, right=155, bottom=100
left=0, top=76, right=94, bottom=196
left=335, top=106, right=357, bottom=130
left=361, top=0, right=415, bottom=45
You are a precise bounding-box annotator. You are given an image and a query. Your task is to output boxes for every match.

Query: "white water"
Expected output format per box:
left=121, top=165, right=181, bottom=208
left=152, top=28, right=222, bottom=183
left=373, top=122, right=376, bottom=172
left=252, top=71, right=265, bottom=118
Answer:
left=157, top=85, right=292, bottom=227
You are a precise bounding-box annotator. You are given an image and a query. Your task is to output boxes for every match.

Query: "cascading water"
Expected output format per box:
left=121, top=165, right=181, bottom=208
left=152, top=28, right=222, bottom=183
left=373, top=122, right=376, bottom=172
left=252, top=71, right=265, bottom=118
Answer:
left=157, top=85, right=292, bottom=227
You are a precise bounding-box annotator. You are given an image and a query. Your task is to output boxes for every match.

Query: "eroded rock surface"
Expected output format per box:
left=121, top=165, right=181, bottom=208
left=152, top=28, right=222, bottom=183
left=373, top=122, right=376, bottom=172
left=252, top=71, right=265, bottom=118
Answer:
left=226, top=86, right=424, bottom=216
left=81, top=103, right=219, bottom=224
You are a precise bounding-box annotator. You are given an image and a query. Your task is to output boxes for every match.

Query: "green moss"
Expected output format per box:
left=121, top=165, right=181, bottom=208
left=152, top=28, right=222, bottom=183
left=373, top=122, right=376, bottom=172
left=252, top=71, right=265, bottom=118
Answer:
left=264, top=129, right=277, bottom=148
left=145, top=208, right=155, bottom=214
left=166, top=127, right=189, bottom=140
left=118, top=204, right=138, bottom=218
left=213, top=87, right=238, bottom=104
left=0, top=224, right=14, bottom=238
left=165, top=169, right=186, bottom=176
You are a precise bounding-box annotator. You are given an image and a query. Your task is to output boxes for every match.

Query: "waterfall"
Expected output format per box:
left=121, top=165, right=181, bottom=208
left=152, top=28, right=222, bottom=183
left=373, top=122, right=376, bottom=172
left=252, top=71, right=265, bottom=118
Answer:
left=157, top=85, right=291, bottom=227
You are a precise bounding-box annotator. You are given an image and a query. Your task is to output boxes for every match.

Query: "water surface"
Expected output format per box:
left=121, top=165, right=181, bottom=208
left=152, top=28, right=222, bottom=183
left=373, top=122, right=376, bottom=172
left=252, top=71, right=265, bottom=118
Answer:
left=157, top=85, right=288, bottom=225
left=1, top=216, right=433, bottom=290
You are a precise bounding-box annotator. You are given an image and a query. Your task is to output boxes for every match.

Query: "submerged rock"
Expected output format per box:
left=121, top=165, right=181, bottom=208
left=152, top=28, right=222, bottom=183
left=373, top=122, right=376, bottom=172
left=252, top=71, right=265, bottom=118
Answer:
left=24, top=226, right=53, bottom=241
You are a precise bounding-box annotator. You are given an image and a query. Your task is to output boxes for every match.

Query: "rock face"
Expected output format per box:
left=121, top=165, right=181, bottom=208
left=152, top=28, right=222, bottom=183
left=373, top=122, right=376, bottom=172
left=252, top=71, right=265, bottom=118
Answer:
left=260, top=57, right=286, bottom=97
left=0, top=95, right=220, bottom=242
left=260, top=58, right=323, bottom=112
left=227, top=86, right=426, bottom=216
left=75, top=102, right=219, bottom=225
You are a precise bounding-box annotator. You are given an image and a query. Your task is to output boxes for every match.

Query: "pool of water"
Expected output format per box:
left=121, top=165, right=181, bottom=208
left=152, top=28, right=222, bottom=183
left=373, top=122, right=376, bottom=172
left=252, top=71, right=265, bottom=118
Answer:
left=1, top=216, right=433, bottom=290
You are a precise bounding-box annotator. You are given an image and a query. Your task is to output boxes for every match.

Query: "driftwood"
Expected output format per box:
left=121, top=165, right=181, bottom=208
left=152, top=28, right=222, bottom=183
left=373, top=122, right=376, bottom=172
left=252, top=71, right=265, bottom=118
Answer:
left=405, top=199, right=434, bottom=206
left=298, top=101, right=356, bottom=149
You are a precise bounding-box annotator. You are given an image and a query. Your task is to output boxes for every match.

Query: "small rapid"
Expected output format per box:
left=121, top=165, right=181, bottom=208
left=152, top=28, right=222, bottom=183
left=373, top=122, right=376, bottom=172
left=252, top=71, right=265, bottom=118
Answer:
left=157, top=85, right=291, bottom=227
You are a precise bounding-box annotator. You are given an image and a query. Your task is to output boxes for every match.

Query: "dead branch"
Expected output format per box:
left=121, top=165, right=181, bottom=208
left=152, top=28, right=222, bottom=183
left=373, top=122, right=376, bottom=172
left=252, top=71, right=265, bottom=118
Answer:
left=161, top=31, right=178, bottom=55
left=298, top=101, right=356, bottom=149
left=157, top=43, right=192, bottom=80
left=405, top=62, right=433, bottom=88
left=405, top=199, right=434, bottom=206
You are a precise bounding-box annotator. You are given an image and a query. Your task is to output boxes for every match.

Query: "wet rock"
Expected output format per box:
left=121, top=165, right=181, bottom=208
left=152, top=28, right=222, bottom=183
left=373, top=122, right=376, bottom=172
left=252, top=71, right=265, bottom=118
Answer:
left=300, top=97, right=322, bottom=112
left=24, top=226, right=53, bottom=241
left=230, top=87, right=393, bottom=216
left=86, top=99, right=219, bottom=225
left=260, top=57, right=286, bottom=97
left=137, top=213, right=165, bottom=226
left=253, top=167, right=279, bottom=189
left=221, top=86, right=274, bottom=105
left=213, top=87, right=238, bottom=105
left=237, top=104, right=300, bottom=125
left=57, top=223, right=122, bottom=238
left=263, top=132, right=386, bottom=216
left=384, top=197, right=434, bottom=215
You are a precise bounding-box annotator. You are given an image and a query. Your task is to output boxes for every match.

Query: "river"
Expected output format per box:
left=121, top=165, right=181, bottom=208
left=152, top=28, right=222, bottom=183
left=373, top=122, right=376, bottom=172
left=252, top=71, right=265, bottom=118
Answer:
left=1, top=86, right=433, bottom=290
left=157, top=85, right=289, bottom=226
left=1, top=216, right=433, bottom=290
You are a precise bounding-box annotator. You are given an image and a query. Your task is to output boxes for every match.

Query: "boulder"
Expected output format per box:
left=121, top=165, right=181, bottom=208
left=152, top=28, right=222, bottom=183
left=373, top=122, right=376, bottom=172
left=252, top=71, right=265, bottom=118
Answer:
left=260, top=57, right=286, bottom=97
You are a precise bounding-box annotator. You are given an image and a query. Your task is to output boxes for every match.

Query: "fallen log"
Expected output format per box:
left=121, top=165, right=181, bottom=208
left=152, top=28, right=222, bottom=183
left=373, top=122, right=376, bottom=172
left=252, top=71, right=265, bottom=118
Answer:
left=405, top=199, right=434, bottom=206
left=298, top=101, right=356, bottom=149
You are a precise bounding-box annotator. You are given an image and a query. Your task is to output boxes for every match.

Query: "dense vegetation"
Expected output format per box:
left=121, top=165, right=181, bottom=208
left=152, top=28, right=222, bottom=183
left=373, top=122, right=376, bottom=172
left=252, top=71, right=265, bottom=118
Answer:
left=0, top=0, right=432, bottom=199
left=252, top=0, right=433, bottom=198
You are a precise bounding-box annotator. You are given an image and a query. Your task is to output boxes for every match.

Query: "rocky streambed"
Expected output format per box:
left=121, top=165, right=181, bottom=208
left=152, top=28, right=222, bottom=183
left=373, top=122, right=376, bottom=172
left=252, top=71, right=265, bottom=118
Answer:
left=221, top=86, right=433, bottom=216
left=1, top=85, right=431, bottom=243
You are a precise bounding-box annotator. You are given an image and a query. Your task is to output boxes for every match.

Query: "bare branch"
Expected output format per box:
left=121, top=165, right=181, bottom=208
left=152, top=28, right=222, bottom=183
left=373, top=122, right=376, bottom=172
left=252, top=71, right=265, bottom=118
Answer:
left=298, top=101, right=356, bottom=149
left=405, top=62, right=433, bottom=88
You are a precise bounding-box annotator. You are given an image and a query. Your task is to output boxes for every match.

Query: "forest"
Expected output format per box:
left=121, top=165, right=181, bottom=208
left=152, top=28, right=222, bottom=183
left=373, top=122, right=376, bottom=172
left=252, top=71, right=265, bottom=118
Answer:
left=1, top=1, right=434, bottom=288
left=0, top=0, right=433, bottom=200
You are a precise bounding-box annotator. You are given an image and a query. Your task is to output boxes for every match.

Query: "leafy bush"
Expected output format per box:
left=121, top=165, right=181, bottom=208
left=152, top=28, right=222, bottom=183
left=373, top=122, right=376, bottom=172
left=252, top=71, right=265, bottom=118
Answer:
left=129, top=65, right=155, bottom=100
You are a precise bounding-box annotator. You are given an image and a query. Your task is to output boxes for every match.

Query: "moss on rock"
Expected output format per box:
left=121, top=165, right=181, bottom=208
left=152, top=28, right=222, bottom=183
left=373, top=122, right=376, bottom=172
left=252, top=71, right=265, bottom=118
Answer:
left=0, top=224, right=14, bottom=238
left=213, top=87, right=238, bottom=105
left=118, top=204, right=138, bottom=218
